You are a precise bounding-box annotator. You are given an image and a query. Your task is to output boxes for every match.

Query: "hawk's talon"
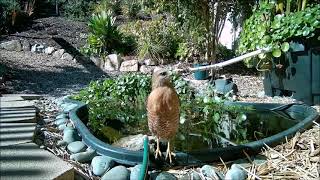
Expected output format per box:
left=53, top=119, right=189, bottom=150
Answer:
left=165, top=141, right=174, bottom=164
left=155, top=137, right=162, bottom=159
left=155, top=148, right=162, bottom=158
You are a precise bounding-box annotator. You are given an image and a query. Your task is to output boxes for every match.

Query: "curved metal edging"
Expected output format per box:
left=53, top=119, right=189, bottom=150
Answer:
left=68, top=99, right=319, bottom=167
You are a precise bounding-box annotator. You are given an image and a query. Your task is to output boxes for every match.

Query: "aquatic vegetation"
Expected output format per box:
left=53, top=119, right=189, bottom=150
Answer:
left=72, top=73, right=295, bottom=150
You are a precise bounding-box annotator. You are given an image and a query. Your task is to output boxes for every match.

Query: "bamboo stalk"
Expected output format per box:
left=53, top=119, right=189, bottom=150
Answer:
left=286, top=0, right=291, bottom=15
left=301, top=0, right=307, bottom=11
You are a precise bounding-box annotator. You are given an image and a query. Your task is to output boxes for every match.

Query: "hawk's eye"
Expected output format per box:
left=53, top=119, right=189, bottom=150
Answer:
left=160, top=72, right=167, bottom=76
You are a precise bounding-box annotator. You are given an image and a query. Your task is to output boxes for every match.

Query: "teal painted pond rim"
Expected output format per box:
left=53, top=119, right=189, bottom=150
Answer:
left=66, top=99, right=319, bottom=167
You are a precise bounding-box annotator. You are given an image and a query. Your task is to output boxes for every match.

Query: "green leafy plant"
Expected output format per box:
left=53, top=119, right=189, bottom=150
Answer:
left=93, top=0, right=122, bottom=15
left=122, top=0, right=141, bottom=19
left=85, top=10, right=124, bottom=56
left=72, top=73, right=249, bottom=145
left=62, top=0, right=95, bottom=20
left=238, top=1, right=320, bottom=69
left=83, top=9, right=137, bottom=56
left=172, top=14, right=207, bottom=63
left=136, top=18, right=181, bottom=63
left=0, top=0, right=20, bottom=33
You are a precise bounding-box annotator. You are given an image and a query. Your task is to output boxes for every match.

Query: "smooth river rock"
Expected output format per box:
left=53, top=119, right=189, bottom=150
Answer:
left=91, top=156, right=115, bottom=176
left=70, top=148, right=96, bottom=163
left=67, top=141, right=86, bottom=154
left=155, top=172, right=176, bottom=180
left=200, top=165, right=224, bottom=179
left=55, top=118, right=68, bottom=126
left=63, top=128, right=81, bottom=144
left=225, top=164, right=247, bottom=180
left=130, top=164, right=142, bottom=180
left=101, top=165, right=130, bottom=180
left=56, top=113, right=68, bottom=120
left=0, top=40, right=22, bottom=51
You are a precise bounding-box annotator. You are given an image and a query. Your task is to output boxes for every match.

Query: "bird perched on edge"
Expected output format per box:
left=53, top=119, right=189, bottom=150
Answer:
left=147, top=68, right=180, bottom=163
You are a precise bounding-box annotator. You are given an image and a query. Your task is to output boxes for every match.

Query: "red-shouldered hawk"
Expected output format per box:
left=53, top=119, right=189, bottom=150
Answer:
left=147, top=68, right=180, bottom=163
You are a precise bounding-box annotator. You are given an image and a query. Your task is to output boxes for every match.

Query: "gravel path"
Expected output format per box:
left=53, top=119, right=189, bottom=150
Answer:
left=0, top=49, right=106, bottom=97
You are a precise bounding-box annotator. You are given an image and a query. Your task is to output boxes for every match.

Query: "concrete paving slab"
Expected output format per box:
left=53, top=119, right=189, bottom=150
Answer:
left=0, top=123, right=36, bottom=146
left=1, top=94, right=43, bottom=100
left=0, top=100, right=34, bottom=108
left=0, top=108, right=36, bottom=115
left=0, top=107, right=36, bottom=123
left=0, top=96, right=24, bottom=101
left=0, top=143, right=74, bottom=180
left=0, top=108, right=36, bottom=122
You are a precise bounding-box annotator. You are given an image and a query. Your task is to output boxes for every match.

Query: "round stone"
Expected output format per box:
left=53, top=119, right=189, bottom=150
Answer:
left=55, top=118, right=68, bottom=125
left=155, top=172, right=176, bottom=180
left=70, top=148, right=96, bottom=163
left=101, top=166, right=130, bottom=180
left=58, top=123, right=67, bottom=131
left=56, top=113, right=68, bottom=120
left=200, top=165, right=224, bottom=179
left=91, top=156, right=115, bottom=176
left=63, top=126, right=75, bottom=133
left=57, top=140, right=67, bottom=146
left=63, top=129, right=81, bottom=144
left=130, top=164, right=142, bottom=180
left=67, top=141, right=86, bottom=154
left=201, top=165, right=215, bottom=177
left=63, top=103, right=78, bottom=113
left=225, top=164, right=247, bottom=180
left=180, top=171, right=201, bottom=180
left=191, top=172, right=201, bottom=180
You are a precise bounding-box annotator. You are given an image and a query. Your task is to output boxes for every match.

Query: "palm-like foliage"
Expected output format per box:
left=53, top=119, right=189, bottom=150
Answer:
left=87, top=10, right=123, bottom=55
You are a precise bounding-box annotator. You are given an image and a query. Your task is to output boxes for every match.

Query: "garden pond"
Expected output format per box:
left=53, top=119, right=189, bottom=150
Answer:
left=72, top=73, right=302, bottom=153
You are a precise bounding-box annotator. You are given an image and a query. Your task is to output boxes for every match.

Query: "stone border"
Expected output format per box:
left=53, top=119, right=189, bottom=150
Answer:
left=90, top=54, right=158, bottom=74
left=0, top=39, right=159, bottom=74
left=0, top=39, right=78, bottom=62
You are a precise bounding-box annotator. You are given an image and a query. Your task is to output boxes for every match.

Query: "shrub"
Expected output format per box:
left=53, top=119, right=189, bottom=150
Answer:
left=83, top=10, right=137, bottom=56
left=93, top=0, right=122, bottom=15
left=72, top=73, right=151, bottom=134
left=121, top=0, right=141, bottom=19
left=0, top=0, right=21, bottom=33
left=62, top=0, right=96, bottom=20
left=85, top=10, right=124, bottom=56
left=216, top=44, right=235, bottom=62
left=174, top=20, right=207, bottom=62
left=136, top=18, right=181, bottom=63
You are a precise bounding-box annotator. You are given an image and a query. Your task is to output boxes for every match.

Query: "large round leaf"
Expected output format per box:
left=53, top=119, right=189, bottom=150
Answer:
left=272, top=49, right=281, bottom=57
left=258, top=53, right=266, bottom=59
left=214, top=113, right=220, bottom=122
left=312, top=20, right=319, bottom=27
left=303, top=28, right=310, bottom=36
left=281, top=42, right=290, bottom=52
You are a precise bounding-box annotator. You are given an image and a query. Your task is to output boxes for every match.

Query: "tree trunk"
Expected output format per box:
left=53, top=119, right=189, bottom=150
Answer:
left=56, top=0, right=59, bottom=16
left=204, top=0, right=212, bottom=63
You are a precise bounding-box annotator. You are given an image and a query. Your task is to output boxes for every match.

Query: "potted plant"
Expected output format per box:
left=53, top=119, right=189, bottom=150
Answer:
left=237, top=0, right=320, bottom=105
